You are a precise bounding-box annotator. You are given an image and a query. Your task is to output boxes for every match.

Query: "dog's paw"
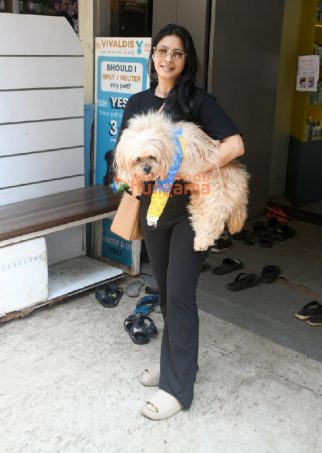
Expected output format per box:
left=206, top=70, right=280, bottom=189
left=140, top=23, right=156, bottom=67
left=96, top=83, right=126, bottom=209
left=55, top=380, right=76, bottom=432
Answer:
left=146, top=216, right=158, bottom=227
left=194, top=237, right=210, bottom=251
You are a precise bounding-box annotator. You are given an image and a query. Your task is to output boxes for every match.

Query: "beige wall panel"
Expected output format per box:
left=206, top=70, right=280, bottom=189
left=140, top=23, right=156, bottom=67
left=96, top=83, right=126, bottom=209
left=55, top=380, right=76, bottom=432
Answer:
left=0, top=13, right=83, bottom=55
left=0, top=148, right=84, bottom=188
left=0, top=177, right=84, bottom=206
left=0, top=118, right=83, bottom=156
left=0, top=89, right=83, bottom=124
left=0, top=57, right=84, bottom=90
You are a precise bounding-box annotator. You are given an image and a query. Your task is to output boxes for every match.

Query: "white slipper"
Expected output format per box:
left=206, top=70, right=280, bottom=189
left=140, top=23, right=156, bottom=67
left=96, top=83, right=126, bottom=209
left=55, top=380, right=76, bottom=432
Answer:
left=141, top=390, right=182, bottom=420
left=125, top=277, right=145, bottom=297
left=139, top=364, right=160, bottom=387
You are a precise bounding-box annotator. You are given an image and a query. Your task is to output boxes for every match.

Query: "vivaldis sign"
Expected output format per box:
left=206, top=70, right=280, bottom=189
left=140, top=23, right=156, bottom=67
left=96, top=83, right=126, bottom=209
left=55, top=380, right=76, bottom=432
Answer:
left=94, top=37, right=151, bottom=272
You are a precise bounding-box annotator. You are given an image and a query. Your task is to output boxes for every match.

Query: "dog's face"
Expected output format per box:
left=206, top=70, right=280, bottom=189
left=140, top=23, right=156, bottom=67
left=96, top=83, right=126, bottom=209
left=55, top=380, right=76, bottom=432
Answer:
left=131, top=152, right=162, bottom=182
left=114, top=113, right=176, bottom=184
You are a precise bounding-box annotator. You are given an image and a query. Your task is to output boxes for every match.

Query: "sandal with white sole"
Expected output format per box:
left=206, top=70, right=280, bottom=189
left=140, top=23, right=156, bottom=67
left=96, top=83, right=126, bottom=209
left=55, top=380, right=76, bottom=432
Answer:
left=141, top=389, right=182, bottom=420
left=139, top=364, right=160, bottom=387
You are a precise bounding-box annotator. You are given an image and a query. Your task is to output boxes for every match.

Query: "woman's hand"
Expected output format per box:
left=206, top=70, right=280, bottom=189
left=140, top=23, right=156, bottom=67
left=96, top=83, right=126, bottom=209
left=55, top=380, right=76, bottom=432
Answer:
left=131, top=179, right=144, bottom=197
left=216, top=134, right=244, bottom=167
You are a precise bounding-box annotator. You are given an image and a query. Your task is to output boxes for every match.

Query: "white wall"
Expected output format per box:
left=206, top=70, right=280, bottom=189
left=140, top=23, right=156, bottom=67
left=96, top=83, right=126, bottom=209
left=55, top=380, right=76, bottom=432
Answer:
left=79, top=0, right=94, bottom=104
left=0, top=13, right=85, bottom=264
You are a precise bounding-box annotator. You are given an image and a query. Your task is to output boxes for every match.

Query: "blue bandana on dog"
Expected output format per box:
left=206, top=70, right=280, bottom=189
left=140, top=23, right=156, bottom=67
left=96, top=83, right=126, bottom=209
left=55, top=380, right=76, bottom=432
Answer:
left=147, top=128, right=186, bottom=226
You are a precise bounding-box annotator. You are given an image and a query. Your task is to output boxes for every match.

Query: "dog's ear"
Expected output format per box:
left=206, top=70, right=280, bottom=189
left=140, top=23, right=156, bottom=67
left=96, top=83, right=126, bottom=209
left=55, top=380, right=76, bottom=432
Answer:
left=113, top=140, right=132, bottom=185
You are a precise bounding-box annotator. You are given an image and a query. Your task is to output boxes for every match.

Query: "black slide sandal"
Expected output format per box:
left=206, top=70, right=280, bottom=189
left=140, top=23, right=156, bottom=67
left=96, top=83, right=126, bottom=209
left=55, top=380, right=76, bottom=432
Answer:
left=295, top=301, right=322, bottom=320
left=211, top=258, right=243, bottom=276
left=95, top=284, right=124, bottom=308
left=260, top=265, right=281, bottom=283
left=124, top=314, right=158, bottom=345
left=227, top=272, right=259, bottom=291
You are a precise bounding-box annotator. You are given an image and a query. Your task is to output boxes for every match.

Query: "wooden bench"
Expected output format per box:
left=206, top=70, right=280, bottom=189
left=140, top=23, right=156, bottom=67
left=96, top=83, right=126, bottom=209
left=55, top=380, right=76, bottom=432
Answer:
left=0, top=186, right=121, bottom=248
left=0, top=186, right=123, bottom=323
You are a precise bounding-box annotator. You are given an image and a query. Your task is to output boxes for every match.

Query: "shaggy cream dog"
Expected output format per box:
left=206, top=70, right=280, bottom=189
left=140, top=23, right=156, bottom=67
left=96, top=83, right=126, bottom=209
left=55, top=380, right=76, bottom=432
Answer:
left=114, top=111, right=249, bottom=251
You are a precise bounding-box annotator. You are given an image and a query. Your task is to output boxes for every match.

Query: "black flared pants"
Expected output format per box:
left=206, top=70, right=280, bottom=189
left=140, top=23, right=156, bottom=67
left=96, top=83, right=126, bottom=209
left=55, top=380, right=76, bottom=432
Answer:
left=143, top=215, right=208, bottom=408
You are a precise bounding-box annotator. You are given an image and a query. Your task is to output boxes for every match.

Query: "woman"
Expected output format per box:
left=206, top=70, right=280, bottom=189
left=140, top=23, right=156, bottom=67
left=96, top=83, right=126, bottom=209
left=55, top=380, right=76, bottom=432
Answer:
left=118, top=23, right=244, bottom=420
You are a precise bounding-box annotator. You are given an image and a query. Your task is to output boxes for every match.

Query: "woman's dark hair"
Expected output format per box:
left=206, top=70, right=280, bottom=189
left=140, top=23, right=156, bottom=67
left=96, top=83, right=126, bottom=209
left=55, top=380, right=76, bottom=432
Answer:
left=150, top=23, right=198, bottom=120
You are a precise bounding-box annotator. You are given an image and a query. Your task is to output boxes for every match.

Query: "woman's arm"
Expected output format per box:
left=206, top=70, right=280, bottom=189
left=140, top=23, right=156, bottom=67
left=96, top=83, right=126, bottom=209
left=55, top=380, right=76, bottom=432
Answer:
left=193, top=91, right=244, bottom=168
left=216, top=134, right=245, bottom=167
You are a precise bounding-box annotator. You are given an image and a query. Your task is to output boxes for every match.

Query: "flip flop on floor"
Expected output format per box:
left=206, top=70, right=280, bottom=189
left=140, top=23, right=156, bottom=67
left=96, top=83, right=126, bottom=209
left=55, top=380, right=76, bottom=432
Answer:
left=260, top=265, right=281, bottom=283
left=242, top=230, right=256, bottom=245
left=268, top=218, right=295, bottom=240
left=253, top=220, right=267, bottom=236
left=307, top=312, right=322, bottom=327
left=95, top=284, right=123, bottom=308
left=124, top=314, right=157, bottom=345
left=141, top=389, right=182, bottom=420
left=231, top=229, right=255, bottom=245
left=258, top=231, right=274, bottom=248
left=126, top=277, right=145, bottom=297
left=294, top=301, right=322, bottom=320
left=133, top=295, right=160, bottom=316
left=280, top=223, right=295, bottom=239
left=211, top=258, right=243, bottom=275
left=227, top=272, right=259, bottom=291
left=145, top=285, right=160, bottom=295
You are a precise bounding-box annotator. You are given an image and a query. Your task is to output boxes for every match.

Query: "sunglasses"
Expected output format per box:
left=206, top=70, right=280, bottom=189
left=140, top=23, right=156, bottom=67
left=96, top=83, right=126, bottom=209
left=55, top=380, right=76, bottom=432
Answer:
left=153, top=46, right=187, bottom=62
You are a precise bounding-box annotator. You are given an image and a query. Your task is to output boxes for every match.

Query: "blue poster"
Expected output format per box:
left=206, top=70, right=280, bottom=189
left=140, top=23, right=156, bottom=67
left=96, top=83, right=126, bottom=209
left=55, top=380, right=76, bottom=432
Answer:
left=95, top=38, right=151, bottom=269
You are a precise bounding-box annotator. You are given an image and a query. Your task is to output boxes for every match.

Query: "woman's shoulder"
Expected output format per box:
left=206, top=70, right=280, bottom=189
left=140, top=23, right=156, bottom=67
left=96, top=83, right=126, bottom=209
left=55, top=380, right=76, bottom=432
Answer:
left=190, top=87, right=221, bottom=119
left=191, top=87, right=217, bottom=106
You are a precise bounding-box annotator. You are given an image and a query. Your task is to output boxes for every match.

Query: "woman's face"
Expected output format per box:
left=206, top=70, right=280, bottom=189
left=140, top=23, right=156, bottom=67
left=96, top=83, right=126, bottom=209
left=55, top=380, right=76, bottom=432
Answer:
left=153, top=34, right=186, bottom=85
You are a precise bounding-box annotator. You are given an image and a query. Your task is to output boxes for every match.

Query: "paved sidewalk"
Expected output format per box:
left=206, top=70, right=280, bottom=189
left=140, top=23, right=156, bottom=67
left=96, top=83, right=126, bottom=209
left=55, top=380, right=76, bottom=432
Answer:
left=1, top=289, right=322, bottom=453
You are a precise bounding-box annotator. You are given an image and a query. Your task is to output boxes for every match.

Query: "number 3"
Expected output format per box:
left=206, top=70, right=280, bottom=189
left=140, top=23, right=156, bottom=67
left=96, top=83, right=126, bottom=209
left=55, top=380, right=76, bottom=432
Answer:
left=109, top=120, right=118, bottom=136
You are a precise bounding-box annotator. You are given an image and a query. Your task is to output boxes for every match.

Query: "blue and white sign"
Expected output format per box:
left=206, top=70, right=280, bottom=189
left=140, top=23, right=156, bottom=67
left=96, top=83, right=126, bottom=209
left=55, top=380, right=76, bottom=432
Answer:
left=95, top=37, right=151, bottom=272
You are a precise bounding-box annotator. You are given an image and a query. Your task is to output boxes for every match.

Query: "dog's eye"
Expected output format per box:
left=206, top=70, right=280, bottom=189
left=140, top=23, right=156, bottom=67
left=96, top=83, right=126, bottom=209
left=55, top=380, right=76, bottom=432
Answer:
left=148, top=155, right=155, bottom=160
left=135, top=157, right=141, bottom=162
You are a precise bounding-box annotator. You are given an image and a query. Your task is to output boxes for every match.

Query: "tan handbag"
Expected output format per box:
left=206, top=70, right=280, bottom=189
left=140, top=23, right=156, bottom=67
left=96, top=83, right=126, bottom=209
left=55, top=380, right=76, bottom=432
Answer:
left=111, top=190, right=143, bottom=240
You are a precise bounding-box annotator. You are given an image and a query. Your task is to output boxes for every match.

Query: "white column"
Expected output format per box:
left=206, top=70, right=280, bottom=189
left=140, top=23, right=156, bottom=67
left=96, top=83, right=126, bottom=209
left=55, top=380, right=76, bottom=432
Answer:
left=78, top=0, right=94, bottom=104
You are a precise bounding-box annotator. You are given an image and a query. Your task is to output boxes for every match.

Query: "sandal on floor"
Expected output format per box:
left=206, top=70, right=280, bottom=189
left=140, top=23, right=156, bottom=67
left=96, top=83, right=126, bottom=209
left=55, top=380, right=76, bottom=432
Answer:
left=243, top=230, right=256, bottom=245
left=211, top=257, right=243, bottom=276
left=125, top=277, right=145, bottom=297
left=227, top=272, right=259, bottom=291
left=145, top=285, right=160, bottom=295
left=268, top=218, right=295, bottom=240
left=280, top=224, right=295, bottom=239
left=124, top=314, right=157, bottom=345
left=307, top=312, right=322, bottom=327
left=133, top=295, right=160, bottom=316
left=258, top=231, right=274, bottom=248
left=95, top=284, right=123, bottom=308
left=139, top=364, right=160, bottom=387
left=253, top=220, right=267, bottom=236
left=294, top=301, right=322, bottom=320
left=141, top=390, right=182, bottom=420
left=260, top=265, right=281, bottom=283
left=230, top=231, right=244, bottom=240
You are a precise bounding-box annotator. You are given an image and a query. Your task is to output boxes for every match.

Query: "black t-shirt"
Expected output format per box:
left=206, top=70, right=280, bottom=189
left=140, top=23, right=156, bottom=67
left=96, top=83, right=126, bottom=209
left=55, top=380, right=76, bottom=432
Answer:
left=119, top=87, right=240, bottom=141
left=116, top=87, right=240, bottom=230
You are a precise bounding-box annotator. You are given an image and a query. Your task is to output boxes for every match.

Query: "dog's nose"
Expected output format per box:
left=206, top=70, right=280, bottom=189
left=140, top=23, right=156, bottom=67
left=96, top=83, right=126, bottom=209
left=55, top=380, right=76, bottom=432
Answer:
left=143, top=165, right=152, bottom=174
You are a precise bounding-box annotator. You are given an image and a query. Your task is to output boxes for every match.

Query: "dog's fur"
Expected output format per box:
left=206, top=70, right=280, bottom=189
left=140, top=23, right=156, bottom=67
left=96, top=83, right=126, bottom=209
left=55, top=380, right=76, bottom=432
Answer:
left=114, top=111, right=249, bottom=251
